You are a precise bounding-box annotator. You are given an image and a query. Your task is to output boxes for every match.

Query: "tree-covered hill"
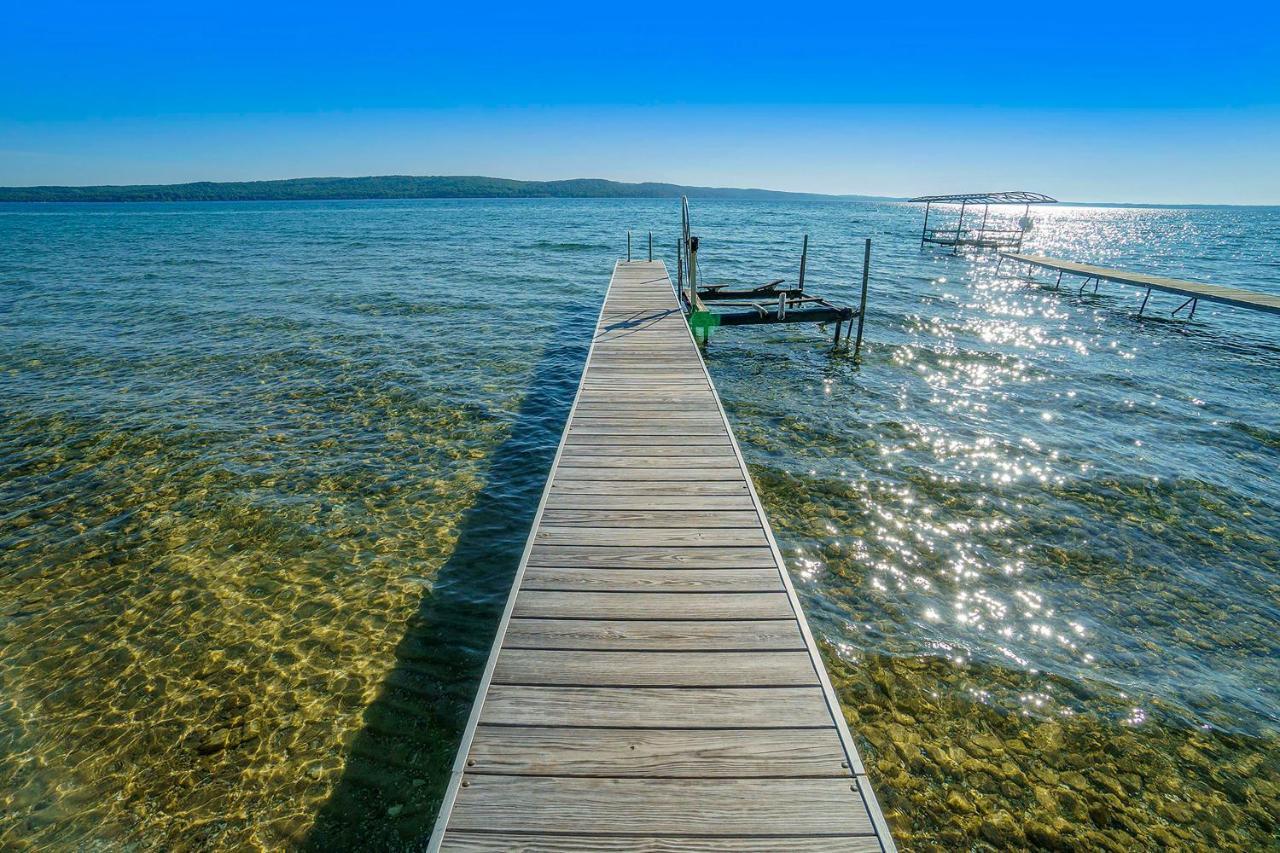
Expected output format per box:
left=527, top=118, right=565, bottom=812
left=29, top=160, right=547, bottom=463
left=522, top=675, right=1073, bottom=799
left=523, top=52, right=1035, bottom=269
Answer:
left=0, top=175, right=877, bottom=203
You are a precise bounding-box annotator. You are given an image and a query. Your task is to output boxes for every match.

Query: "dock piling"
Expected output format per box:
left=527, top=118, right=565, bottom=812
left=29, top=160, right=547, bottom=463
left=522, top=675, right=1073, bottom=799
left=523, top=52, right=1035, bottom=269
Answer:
left=799, top=234, right=809, bottom=291
left=854, top=238, right=870, bottom=358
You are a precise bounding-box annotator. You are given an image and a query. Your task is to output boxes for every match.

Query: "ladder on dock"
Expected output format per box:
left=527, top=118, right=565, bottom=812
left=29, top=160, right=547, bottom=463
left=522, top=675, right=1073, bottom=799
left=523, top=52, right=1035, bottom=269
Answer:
left=428, top=260, right=894, bottom=851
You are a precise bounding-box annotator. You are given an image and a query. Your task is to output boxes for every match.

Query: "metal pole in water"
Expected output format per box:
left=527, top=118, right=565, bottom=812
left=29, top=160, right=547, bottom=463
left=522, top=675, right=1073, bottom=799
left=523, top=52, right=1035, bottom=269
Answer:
left=688, top=236, right=702, bottom=346
left=853, top=238, right=871, bottom=358
left=676, top=239, right=684, bottom=299
left=1138, top=287, right=1152, bottom=317
left=648, top=231, right=653, bottom=262
left=799, top=234, right=809, bottom=292
left=688, top=237, right=698, bottom=307
left=954, top=202, right=966, bottom=255
left=920, top=202, right=930, bottom=247
left=627, top=231, right=631, bottom=262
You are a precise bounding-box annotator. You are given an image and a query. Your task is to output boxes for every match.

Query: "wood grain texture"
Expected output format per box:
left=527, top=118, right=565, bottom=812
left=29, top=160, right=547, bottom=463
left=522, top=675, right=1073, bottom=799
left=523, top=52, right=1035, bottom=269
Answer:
left=464, top=727, right=848, bottom=777
left=557, top=445, right=739, bottom=458
left=542, top=493, right=758, bottom=511
left=492, top=649, right=818, bottom=687
left=548, top=481, right=752, bottom=496
left=520, top=567, right=783, bottom=593
left=512, top=590, right=796, bottom=620
left=526, top=544, right=778, bottom=568
left=552, top=467, right=745, bottom=482
left=445, top=776, right=875, bottom=836
left=501, top=618, right=806, bottom=651
left=534, top=526, right=771, bottom=547
left=440, top=833, right=883, bottom=852
left=538, top=508, right=761, bottom=527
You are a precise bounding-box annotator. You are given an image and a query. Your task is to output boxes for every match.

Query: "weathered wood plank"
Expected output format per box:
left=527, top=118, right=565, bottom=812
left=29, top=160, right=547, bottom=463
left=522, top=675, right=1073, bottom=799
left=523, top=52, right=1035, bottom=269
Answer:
left=548, top=482, right=752, bottom=497
left=535, top=526, right=771, bottom=547
left=501, top=618, right=806, bottom=651
left=463, top=727, right=848, bottom=777
left=570, top=409, right=724, bottom=419
left=491, top=649, right=818, bottom=687
left=542, top=493, right=758, bottom=511
left=445, top=776, right=875, bottom=836
left=538, top=509, right=759, bottom=527
left=553, top=468, right=745, bottom=482
left=558, top=445, right=739, bottom=458
left=526, top=544, right=776, bottom=568
left=567, top=424, right=728, bottom=435
left=561, top=434, right=734, bottom=446
left=512, top=590, right=795, bottom=620
left=521, top=567, right=783, bottom=593
left=440, top=833, right=882, bottom=852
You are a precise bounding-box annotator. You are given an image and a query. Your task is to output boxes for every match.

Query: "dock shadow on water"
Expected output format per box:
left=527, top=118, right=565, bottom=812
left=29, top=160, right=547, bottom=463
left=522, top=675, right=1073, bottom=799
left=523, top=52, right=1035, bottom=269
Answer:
left=303, top=311, right=592, bottom=851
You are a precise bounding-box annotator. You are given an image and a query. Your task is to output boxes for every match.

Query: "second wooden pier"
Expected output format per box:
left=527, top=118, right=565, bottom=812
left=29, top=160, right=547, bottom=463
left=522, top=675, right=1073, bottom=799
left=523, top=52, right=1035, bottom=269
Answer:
left=428, top=260, right=895, bottom=851
left=1000, top=252, right=1280, bottom=318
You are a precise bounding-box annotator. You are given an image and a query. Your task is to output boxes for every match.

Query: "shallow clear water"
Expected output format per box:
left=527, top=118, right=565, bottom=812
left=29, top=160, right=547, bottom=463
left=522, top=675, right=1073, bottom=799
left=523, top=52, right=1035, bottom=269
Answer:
left=1, top=199, right=1277, bottom=850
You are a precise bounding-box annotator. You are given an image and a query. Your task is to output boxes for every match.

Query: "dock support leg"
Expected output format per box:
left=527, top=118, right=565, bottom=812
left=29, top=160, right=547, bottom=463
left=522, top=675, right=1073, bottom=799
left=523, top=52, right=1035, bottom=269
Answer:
left=1079, top=276, right=1092, bottom=295
left=627, top=231, right=631, bottom=263
left=996, top=255, right=1004, bottom=276
left=1172, top=296, right=1200, bottom=319
left=1138, top=287, right=1152, bottom=317
left=1055, top=270, right=1063, bottom=290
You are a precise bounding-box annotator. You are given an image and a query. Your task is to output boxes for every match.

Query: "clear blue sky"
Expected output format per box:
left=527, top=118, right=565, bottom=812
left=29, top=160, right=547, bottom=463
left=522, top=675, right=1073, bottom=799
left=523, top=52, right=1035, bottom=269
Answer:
left=3, top=1, right=1278, bottom=203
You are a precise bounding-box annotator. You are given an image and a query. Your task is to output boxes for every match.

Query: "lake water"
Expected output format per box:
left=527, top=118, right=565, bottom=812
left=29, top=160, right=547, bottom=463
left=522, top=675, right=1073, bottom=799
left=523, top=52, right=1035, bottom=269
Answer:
left=1, top=198, right=1277, bottom=850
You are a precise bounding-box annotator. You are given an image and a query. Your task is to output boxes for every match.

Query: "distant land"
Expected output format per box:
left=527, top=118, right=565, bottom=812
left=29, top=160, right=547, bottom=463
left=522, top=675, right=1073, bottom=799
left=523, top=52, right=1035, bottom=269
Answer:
left=0, top=175, right=894, bottom=203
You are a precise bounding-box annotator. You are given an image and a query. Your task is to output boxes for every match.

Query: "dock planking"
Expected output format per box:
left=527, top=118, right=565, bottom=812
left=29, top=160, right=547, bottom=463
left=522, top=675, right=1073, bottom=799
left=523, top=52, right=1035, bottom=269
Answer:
left=429, top=260, right=894, bottom=852
left=1001, top=252, right=1280, bottom=316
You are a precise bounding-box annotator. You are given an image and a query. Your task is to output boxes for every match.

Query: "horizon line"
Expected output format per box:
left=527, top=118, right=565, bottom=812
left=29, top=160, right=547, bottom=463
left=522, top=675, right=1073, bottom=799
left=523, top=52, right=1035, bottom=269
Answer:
left=1, top=173, right=1277, bottom=208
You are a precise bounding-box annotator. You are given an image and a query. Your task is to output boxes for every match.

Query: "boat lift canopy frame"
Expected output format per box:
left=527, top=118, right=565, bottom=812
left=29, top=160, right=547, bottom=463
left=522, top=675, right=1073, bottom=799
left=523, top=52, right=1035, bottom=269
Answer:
left=910, top=191, right=1057, bottom=253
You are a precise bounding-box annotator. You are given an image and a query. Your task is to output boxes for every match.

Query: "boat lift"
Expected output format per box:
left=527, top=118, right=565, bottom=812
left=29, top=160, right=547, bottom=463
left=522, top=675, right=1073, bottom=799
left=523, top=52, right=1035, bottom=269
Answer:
left=674, top=197, right=870, bottom=356
left=911, top=191, right=1057, bottom=253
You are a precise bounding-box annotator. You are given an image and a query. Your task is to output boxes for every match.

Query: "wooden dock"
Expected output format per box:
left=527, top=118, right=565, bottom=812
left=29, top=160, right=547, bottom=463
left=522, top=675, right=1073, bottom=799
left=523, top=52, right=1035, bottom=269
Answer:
left=1000, top=252, right=1280, bottom=317
left=428, top=260, right=894, bottom=852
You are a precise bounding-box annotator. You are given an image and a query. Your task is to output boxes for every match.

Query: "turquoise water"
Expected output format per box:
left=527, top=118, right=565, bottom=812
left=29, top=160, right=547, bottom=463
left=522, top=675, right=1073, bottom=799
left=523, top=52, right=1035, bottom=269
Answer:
left=1, top=199, right=1277, bottom=849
